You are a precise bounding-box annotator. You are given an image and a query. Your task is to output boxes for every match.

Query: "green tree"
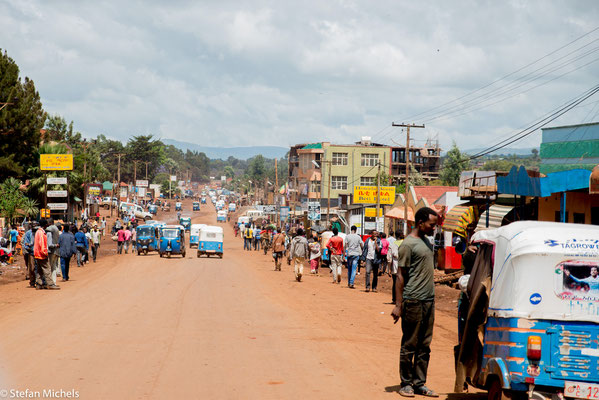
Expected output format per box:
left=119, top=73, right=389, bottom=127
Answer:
left=409, top=164, right=426, bottom=186
left=248, top=155, right=266, bottom=181
left=0, top=177, right=32, bottom=223
left=440, top=143, right=469, bottom=186
left=0, top=49, right=46, bottom=180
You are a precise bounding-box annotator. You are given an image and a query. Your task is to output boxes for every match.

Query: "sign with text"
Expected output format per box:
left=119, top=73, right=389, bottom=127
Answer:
left=365, top=207, right=383, bottom=218
left=48, top=203, right=68, bottom=210
left=280, top=206, right=290, bottom=220
left=136, top=180, right=149, bottom=188
left=308, top=201, right=321, bottom=221
left=40, top=154, right=73, bottom=171
left=170, top=175, right=177, bottom=182
left=263, top=205, right=277, bottom=214
left=47, top=190, right=68, bottom=198
left=47, top=177, right=67, bottom=185
left=353, top=186, right=395, bottom=205
left=87, top=184, right=102, bottom=196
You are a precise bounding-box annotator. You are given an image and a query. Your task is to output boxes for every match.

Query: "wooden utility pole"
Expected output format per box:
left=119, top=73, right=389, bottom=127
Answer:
left=392, top=123, right=425, bottom=234
left=275, top=158, right=279, bottom=226
left=143, top=162, right=150, bottom=179
left=115, top=153, right=125, bottom=212
left=376, top=161, right=381, bottom=230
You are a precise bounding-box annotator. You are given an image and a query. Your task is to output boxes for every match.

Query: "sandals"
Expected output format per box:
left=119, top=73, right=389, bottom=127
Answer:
left=399, top=386, right=415, bottom=397
left=415, top=386, right=439, bottom=397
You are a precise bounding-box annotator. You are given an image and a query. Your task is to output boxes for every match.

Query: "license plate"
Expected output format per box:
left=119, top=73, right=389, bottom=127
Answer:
left=206, top=250, right=215, bottom=253
left=565, top=382, right=599, bottom=399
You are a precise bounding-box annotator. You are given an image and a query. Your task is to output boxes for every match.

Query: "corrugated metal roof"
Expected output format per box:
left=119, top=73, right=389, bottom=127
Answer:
left=475, top=205, right=514, bottom=231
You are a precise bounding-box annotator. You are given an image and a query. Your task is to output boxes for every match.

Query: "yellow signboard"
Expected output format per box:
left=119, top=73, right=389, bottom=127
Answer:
left=365, top=208, right=383, bottom=217
left=40, top=154, right=73, bottom=171
left=353, top=186, right=395, bottom=205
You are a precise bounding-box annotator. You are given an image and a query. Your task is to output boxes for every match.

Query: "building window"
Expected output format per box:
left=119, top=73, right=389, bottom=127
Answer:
left=310, top=180, right=321, bottom=193
left=331, top=176, right=347, bottom=190
left=360, top=177, right=375, bottom=186
left=361, top=153, right=378, bottom=167
left=573, top=212, right=585, bottom=224
left=332, top=152, right=348, bottom=166
left=300, top=154, right=311, bottom=171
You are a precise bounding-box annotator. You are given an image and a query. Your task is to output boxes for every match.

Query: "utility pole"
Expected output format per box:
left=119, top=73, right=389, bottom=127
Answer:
left=376, top=161, right=381, bottom=230
left=323, top=159, right=332, bottom=228
left=392, top=123, right=425, bottom=234
left=169, top=167, right=173, bottom=200
left=133, top=160, right=139, bottom=203
left=115, top=153, right=125, bottom=213
left=143, top=161, right=150, bottom=179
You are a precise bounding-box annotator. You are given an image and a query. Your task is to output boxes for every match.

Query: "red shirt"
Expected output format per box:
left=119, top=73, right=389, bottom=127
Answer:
left=327, top=235, right=344, bottom=255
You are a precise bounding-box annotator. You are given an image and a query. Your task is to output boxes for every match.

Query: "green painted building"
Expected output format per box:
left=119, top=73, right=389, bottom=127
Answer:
left=540, top=122, right=599, bottom=174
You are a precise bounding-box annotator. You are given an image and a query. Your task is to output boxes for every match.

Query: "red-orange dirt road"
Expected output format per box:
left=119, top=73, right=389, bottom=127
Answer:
left=0, top=201, right=473, bottom=399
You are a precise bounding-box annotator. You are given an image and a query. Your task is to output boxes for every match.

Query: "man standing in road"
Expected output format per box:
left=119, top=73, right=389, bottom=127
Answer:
left=75, top=226, right=88, bottom=266
left=289, top=228, right=309, bottom=282
left=117, top=226, right=126, bottom=254
left=22, top=222, right=36, bottom=288
left=244, top=224, right=253, bottom=251
left=123, top=226, right=132, bottom=254
left=46, top=219, right=60, bottom=284
left=58, top=224, right=76, bottom=281
left=34, top=219, right=60, bottom=290
left=392, top=207, right=438, bottom=398
left=361, top=230, right=381, bottom=292
left=90, top=226, right=101, bottom=262
left=271, top=228, right=286, bottom=271
left=326, top=227, right=344, bottom=284
left=344, top=225, right=363, bottom=289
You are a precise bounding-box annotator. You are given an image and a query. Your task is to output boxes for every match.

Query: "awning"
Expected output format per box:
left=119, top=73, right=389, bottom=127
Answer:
left=385, top=206, right=415, bottom=221
left=442, top=205, right=480, bottom=238
left=475, top=204, right=514, bottom=231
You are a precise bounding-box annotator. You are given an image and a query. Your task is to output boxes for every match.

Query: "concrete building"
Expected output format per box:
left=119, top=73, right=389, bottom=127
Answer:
left=390, top=138, right=441, bottom=182
left=288, top=138, right=391, bottom=209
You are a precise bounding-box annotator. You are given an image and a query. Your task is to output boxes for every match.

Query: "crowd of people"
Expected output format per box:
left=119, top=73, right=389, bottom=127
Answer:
left=235, top=207, right=441, bottom=397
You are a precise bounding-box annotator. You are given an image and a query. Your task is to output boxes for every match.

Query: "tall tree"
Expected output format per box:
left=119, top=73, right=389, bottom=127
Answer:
left=440, top=143, right=469, bottom=186
left=0, top=50, right=46, bottom=180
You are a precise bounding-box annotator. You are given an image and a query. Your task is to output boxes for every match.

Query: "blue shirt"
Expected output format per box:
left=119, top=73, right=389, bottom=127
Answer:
left=570, top=274, right=599, bottom=292
left=9, top=229, right=18, bottom=242
left=74, top=231, right=88, bottom=249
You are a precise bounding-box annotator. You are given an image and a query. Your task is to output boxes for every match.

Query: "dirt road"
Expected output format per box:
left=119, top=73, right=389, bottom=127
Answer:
left=0, top=201, right=468, bottom=399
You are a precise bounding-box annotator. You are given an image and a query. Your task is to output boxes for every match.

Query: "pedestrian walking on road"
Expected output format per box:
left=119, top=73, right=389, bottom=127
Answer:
left=22, top=222, right=36, bottom=288
left=344, top=225, right=363, bottom=289
left=271, top=228, right=285, bottom=271
left=75, top=226, right=88, bottom=266
left=389, top=231, right=404, bottom=304
left=243, top=224, right=253, bottom=251
left=361, top=230, right=381, bottom=292
left=58, top=224, right=76, bottom=281
left=326, top=227, right=344, bottom=284
left=124, top=227, right=132, bottom=254
left=46, top=219, right=60, bottom=284
left=254, top=227, right=261, bottom=251
left=117, top=226, right=125, bottom=254
left=392, top=207, right=439, bottom=398
left=308, top=233, right=321, bottom=274
left=379, top=232, right=390, bottom=275
left=34, top=219, right=59, bottom=290
left=289, top=228, right=309, bottom=282
left=9, top=225, right=18, bottom=253
left=90, top=226, right=101, bottom=262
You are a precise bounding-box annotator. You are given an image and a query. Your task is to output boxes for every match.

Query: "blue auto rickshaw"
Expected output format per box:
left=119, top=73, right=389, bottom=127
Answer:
left=455, top=221, right=599, bottom=400
left=179, top=217, right=191, bottom=232
left=159, top=225, right=186, bottom=258
left=189, top=224, right=206, bottom=248
left=201, top=197, right=206, bottom=204
left=136, top=224, right=158, bottom=255
left=197, top=225, right=224, bottom=258
left=193, top=201, right=200, bottom=211
left=149, top=204, right=158, bottom=215
left=175, top=202, right=182, bottom=211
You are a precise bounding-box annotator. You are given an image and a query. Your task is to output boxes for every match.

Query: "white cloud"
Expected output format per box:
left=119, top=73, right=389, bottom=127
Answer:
left=0, top=0, right=597, bottom=153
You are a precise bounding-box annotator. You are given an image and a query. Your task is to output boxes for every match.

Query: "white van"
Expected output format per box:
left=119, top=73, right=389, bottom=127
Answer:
left=246, top=209, right=263, bottom=219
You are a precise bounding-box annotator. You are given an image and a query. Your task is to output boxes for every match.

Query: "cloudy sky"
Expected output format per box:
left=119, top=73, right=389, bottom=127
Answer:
left=1, top=0, right=598, bottom=152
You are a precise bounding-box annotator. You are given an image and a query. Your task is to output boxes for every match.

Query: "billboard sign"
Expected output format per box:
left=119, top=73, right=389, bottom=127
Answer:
left=40, top=154, right=73, bottom=171
left=308, top=201, right=321, bottom=221
left=170, top=175, right=177, bottom=182
left=353, top=186, right=395, bottom=205
left=365, top=208, right=383, bottom=218
left=280, top=206, right=290, bottom=220
left=47, top=203, right=68, bottom=210
left=136, top=180, right=149, bottom=188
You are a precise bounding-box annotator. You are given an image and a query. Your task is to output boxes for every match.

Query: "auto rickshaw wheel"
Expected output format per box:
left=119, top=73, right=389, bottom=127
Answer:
left=167, top=252, right=171, bottom=258
left=182, top=251, right=186, bottom=258
left=487, top=377, right=511, bottom=400
left=144, top=249, right=148, bottom=255
left=219, top=254, right=223, bottom=258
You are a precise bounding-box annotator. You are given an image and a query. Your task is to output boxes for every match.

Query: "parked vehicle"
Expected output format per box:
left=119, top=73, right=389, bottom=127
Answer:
left=217, top=210, right=227, bottom=223
left=193, top=201, right=200, bottom=211
left=119, top=202, right=152, bottom=220
left=135, top=224, right=159, bottom=255
left=175, top=202, right=182, bottom=211
left=197, top=225, right=224, bottom=258
left=228, top=203, right=236, bottom=212
left=179, top=217, right=192, bottom=232
left=149, top=204, right=158, bottom=215
left=159, top=225, right=186, bottom=258
left=455, top=221, right=599, bottom=400
left=201, top=197, right=207, bottom=204
left=237, top=216, right=250, bottom=228
left=189, top=224, right=206, bottom=248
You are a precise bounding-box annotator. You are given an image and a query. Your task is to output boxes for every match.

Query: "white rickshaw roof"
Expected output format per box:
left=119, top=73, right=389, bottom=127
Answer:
left=472, top=221, right=599, bottom=323
left=202, top=225, right=223, bottom=233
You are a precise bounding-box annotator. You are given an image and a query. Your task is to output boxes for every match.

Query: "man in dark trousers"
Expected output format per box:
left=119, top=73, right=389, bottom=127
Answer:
left=391, top=207, right=438, bottom=398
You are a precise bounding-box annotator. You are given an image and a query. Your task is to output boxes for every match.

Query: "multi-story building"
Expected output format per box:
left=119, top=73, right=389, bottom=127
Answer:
left=390, top=138, right=441, bottom=182
left=288, top=138, right=391, bottom=208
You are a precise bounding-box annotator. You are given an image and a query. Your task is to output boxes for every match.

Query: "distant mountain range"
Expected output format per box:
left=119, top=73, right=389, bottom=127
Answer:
left=162, top=139, right=289, bottom=160
left=462, top=147, right=538, bottom=156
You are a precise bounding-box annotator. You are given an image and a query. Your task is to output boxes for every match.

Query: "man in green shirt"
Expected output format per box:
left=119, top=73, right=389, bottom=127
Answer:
left=392, top=207, right=439, bottom=398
